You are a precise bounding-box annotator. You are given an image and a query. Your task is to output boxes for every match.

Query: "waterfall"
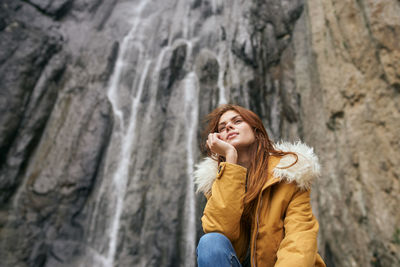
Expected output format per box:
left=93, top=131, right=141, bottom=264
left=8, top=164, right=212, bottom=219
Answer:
left=106, top=0, right=149, bottom=130
left=85, top=1, right=152, bottom=266
left=183, top=71, right=199, bottom=267
left=77, top=0, right=252, bottom=266
left=106, top=59, right=151, bottom=266
left=217, top=52, right=228, bottom=105
left=82, top=1, right=203, bottom=266
left=4, top=0, right=399, bottom=266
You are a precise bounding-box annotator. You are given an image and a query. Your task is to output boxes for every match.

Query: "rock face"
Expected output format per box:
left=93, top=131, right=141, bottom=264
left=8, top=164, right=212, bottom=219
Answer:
left=294, top=1, right=400, bottom=266
left=0, top=0, right=399, bottom=267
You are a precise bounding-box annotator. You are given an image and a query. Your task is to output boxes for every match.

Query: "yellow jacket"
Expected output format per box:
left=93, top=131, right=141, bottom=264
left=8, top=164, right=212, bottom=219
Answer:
left=194, top=142, right=326, bottom=267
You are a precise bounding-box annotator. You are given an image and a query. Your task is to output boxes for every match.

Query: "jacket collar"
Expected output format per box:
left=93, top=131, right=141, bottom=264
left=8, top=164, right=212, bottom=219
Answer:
left=194, top=141, right=321, bottom=194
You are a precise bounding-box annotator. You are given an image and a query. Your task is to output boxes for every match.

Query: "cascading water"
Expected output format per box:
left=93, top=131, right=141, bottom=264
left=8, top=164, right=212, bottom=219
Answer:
left=83, top=1, right=154, bottom=266
left=80, top=1, right=199, bottom=266
left=76, top=0, right=254, bottom=266
left=0, top=0, right=337, bottom=266
left=4, top=0, right=399, bottom=266
left=183, top=71, right=199, bottom=266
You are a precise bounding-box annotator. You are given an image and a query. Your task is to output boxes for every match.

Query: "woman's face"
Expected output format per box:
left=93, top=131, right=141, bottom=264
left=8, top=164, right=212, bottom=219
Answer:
left=217, top=110, right=256, bottom=150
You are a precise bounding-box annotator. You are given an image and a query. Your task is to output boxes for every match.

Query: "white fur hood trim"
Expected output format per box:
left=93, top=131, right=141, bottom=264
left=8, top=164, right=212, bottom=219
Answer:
left=193, top=157, right=219, bottom=195
left=193, top=141, right=321, bottom=194
left=273, top=141, right=321, bottom=190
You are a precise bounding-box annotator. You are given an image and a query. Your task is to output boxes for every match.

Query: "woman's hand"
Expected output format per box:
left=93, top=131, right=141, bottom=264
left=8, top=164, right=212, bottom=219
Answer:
left=206, top=133, right=238, bottom=164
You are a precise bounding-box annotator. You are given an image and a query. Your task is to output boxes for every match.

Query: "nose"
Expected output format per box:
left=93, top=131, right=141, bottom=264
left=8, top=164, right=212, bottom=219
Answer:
left=225, top=121, right=234, bottom=131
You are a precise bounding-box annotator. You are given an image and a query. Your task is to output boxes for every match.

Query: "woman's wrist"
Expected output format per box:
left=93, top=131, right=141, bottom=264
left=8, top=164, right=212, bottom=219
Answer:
left=225, top=148, right=238, bottom=164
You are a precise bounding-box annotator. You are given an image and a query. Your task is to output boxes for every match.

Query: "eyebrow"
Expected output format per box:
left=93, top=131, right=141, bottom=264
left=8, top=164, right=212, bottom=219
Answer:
left=218, top=115, right=242, bottom=128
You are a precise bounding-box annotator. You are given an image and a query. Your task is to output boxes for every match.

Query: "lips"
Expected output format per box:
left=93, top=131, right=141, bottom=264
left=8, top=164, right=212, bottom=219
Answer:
left=226, top=132, right=239, bottom=140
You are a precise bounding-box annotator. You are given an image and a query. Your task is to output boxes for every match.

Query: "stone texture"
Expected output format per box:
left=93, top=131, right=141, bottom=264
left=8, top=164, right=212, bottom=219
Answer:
left=25, top=0, right=74, bottom=19
left=0, top=0, right=117, bottom=266
left=0, top=1, right=64, bottom=207
left=293, top=0, right=400, bottom=266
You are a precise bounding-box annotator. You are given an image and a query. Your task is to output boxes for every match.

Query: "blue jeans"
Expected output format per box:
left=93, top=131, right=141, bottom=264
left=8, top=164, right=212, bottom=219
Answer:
left=197, top=233, right=242, bottom=267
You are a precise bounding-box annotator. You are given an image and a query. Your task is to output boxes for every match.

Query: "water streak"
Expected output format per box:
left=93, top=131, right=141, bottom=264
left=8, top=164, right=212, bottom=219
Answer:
left=106, top=0, right=148, bottom=131
left=106, top=59, right=151, bottom=266
left=183, top=71, right=199, bottom=267
left=88, top=2, right=150, bottom=265
left=217, top=52, right=228, bottom=104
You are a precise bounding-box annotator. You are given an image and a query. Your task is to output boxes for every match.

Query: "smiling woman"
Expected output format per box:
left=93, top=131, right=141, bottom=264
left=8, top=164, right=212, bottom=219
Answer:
left=194, top=104, right=326, bottom=267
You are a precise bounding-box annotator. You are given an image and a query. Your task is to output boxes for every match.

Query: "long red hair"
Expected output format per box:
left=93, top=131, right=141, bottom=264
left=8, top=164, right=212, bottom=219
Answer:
left=202, top=104, right=297, bottom=224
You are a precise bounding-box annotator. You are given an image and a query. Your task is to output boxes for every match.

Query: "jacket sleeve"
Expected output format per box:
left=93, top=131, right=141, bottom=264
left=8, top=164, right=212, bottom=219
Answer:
left=275, top=188, right=323, bottom=267
left=201, top=162, right=247, bottom=242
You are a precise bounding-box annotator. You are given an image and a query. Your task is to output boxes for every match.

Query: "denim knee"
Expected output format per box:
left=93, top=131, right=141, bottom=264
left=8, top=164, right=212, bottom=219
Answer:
left=197, top=233, right=242, bottom=267
left=197, top=233, right=235, bottom=265
left=198, top=233, right=232, bottom=251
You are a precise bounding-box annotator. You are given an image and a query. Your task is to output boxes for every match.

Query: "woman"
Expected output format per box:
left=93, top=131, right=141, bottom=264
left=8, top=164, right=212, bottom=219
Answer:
left=194, top=104, right=326, bottom=267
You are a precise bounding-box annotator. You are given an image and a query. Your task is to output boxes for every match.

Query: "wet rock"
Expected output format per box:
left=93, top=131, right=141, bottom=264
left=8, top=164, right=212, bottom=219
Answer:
left=0, top=3, right=64, bottom=205
left=25, top=0, right=74, bottom=19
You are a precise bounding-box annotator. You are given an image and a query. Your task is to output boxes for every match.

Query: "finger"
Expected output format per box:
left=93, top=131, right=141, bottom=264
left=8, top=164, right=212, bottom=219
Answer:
left=208, top=133, right=214, bottom=144
left=206, top=139, right=212, bottom=150
left=208, top=134, right=215, bottom=149
left=213, top=133, right=222, bottom=144
left=211, top=133, right=217, bottom=145
left=209, top=133, right=215, bottom=140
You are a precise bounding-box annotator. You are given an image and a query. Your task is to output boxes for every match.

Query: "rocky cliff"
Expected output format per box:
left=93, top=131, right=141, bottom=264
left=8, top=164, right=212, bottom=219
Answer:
left=295, top=1, right=400, bottom=266
left=0, top=0, right=399, bottom=266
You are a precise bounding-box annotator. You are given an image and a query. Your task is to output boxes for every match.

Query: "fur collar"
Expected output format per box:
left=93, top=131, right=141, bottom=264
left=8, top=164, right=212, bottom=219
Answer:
left=193, top=141, right=321, bottom=194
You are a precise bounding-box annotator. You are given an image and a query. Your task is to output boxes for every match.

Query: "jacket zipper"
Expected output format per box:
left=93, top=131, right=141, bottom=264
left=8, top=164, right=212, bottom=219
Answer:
left=250, top=178, right=279, bottom=267
left=252, top=192, right=263, bottom=267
